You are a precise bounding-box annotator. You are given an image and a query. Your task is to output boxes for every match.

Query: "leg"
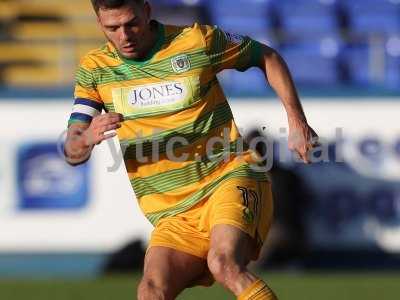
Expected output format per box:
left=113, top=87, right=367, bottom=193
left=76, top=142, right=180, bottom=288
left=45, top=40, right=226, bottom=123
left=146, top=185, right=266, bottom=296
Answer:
left=207, top=224, right=255, bottom=293
left=207, top=224, right=277, bottom=299
left=137, top=246, right=208, bottom=300
left=204, top=178, right=277, bottom=299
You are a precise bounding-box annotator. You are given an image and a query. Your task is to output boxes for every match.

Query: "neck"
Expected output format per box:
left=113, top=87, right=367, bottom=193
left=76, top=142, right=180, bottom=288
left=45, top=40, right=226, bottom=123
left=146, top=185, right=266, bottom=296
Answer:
left=148, top=21, right=159, bottom=51
left=136, top=20, right=158, bottom=60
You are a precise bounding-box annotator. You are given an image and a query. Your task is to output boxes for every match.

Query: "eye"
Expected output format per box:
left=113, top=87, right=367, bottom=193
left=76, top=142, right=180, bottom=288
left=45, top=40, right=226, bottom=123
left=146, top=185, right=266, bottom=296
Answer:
left=126, top=20, right=139, bottom=28
left=106, top=26, right=118, bottom=32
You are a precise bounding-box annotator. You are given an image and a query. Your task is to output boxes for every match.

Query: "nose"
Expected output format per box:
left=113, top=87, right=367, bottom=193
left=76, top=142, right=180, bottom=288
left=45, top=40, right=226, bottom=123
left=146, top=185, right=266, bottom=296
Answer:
left=121, top=26, right=131, bottom=42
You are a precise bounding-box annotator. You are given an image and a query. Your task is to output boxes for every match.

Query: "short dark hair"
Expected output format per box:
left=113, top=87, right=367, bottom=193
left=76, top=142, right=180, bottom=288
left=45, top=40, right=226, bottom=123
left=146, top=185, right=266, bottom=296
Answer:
left=91, top=0, right=144, bottom=13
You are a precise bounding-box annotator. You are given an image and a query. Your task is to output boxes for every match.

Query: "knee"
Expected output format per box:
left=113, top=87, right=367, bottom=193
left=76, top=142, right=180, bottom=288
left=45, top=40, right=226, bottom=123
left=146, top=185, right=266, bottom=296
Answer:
left=207, top=249, right=243, bottom=285
left=137, top=277, right=172, bottom=300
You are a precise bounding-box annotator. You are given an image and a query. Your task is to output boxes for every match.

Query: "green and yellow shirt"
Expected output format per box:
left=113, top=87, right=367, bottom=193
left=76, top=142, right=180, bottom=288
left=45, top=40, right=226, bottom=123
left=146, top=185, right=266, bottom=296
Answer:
left=69, top=22, right=269, bottom=226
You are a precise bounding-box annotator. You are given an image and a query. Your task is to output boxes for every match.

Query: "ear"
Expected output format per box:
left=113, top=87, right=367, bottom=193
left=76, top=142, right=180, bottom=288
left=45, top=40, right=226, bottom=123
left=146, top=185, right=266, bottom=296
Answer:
left=143, top=1, right=151, bottom=23
left=95, top=9, right=103, bottom=27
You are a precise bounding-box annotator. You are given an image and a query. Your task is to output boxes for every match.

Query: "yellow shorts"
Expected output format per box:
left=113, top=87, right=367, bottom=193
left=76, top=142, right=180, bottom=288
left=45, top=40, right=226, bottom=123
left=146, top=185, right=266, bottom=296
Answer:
left=148, top=177, right=273, bottom=260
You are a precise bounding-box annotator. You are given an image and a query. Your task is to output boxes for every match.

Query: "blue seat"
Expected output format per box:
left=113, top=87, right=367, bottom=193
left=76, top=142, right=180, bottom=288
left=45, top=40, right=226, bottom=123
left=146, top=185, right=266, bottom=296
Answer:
left=218, top=68, right=269, bottom=96
left=340, top=0, right=400, bottom=35
left=385, top=37, right=400, bottom=88
left=215, top=17, right=270, bottom=37
left=340, top=0, right=398, bottom=14
left=207, top=0, right=272, bottom=36
left=153, top=0, right=206, bottom=6
left=345, top=38, right=400, bottom=88
left=344, top=43, right=371, bottom=85
left=151, top=6, right=205, bottom=26
left=386, top=60, right=400, bottom=89
left=279, top=38, right=341, bottom=85
left=273, top=0, right=339, bottom=38
left=207, top=0, right=271, bottom=18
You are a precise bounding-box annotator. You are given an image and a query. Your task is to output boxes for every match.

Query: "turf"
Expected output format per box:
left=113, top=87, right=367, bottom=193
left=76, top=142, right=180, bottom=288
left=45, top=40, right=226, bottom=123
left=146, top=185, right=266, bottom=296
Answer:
left=0, top=272, right=399, bottom=300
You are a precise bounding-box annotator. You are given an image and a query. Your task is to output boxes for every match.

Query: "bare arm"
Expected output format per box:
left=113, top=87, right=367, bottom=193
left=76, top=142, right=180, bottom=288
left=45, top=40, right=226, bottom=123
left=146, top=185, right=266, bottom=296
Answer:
left=257, top=44, right=318, bottom=163
left=64, top=113, right=124, bottom=166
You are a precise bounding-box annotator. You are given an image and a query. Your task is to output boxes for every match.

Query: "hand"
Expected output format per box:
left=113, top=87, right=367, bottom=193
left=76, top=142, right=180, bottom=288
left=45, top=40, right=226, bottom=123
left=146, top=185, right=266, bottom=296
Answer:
left=83, top=112, right=124, bottom=146
left=288, top=118, right=319, bottom=164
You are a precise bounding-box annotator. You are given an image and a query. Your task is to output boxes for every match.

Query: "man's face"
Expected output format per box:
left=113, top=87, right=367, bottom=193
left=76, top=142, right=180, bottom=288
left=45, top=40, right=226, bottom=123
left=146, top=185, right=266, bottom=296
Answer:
left=97, top=2, right=151, bottom=59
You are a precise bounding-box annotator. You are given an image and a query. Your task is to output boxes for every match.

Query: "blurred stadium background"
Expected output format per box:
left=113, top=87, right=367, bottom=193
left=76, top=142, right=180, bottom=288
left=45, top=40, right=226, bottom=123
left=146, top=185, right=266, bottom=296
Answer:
left=0, top=0, right=400, bottom=299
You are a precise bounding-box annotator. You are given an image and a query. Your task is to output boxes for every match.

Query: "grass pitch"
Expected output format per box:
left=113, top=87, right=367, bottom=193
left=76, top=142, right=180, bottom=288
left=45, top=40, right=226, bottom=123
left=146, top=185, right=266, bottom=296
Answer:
left=0, top=272, right=399, bottom=299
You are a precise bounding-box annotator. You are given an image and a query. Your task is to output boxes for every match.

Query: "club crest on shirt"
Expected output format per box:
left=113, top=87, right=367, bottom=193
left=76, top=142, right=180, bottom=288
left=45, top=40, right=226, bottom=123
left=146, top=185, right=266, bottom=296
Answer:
left=171, top=54, right=191, bottom=73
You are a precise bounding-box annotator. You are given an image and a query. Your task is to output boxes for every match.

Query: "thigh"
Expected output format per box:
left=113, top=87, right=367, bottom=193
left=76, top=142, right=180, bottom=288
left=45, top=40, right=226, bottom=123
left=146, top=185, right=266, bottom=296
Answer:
left=142, top=246, right=209, bottom=296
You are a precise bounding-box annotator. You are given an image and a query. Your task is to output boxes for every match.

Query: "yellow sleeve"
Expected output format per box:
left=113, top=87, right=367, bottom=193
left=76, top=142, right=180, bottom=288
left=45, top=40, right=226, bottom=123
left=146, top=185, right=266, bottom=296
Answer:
left=69, top=55, right=104, bottom=126
left=74, top=55, right=102, bottom=102
left=201, top=25, right=263, bottom=73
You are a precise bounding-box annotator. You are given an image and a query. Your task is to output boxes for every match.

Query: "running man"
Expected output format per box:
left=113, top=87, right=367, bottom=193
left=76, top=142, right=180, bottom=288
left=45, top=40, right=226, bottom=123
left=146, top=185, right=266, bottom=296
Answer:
left=64, top=0, right=318, bottom=299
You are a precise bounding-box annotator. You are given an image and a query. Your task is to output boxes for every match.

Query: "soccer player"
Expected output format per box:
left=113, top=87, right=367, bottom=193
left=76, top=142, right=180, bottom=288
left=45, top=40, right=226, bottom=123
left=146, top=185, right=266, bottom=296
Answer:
left=64, top=0, right=318, bottom=299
